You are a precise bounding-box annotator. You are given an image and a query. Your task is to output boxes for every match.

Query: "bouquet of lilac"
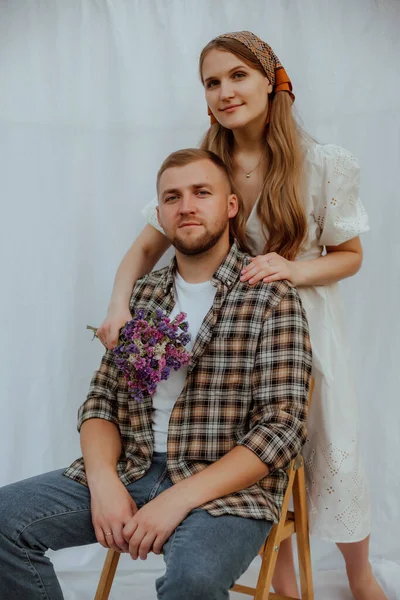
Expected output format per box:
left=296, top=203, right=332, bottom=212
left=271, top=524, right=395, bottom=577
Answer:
left=88, top=309, right=191, bottom=402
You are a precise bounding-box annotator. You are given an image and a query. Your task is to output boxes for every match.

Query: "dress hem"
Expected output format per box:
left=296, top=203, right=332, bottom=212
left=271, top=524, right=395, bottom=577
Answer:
left=309, top=530, right=371, bottom=544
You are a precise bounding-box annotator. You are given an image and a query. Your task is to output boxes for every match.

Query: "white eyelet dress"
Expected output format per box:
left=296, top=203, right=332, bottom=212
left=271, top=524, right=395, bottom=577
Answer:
left=141, top=142, right=371, bottom=542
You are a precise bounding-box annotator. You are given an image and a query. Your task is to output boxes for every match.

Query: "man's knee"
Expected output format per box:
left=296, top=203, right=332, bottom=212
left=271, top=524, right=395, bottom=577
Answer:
left=0, top=472, right=68, bottom=549
left=0, top=483, right=25, bottom=542
left=0, top=482, right=48, bottom=552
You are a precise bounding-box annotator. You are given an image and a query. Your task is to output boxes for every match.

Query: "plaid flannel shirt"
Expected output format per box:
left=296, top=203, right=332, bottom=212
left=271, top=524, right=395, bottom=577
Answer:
left=64, top=242, right=312, bottom=522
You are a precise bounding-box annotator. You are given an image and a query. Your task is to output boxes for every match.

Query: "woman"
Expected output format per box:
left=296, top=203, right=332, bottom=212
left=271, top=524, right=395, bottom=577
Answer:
left=97, top=31, right=386, bottom=600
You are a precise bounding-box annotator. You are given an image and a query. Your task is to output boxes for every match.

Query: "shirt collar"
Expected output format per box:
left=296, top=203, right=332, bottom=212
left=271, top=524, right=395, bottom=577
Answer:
left=162, top=240, right=248, bottom=294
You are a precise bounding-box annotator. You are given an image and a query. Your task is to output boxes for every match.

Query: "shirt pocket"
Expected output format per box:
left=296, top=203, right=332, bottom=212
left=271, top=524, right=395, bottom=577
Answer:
left=208, top=334, right=257, bottom=388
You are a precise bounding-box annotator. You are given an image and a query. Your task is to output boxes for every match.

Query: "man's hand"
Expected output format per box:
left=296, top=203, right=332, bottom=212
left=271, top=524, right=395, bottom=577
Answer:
left=122, top=488, right=191, bottom=560
left=90, top=473, right=138, bottom=553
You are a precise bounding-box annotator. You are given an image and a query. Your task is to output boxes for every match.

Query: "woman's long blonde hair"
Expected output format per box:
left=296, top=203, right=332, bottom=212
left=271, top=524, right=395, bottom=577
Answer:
left=199, top=37, right=308, bottom=261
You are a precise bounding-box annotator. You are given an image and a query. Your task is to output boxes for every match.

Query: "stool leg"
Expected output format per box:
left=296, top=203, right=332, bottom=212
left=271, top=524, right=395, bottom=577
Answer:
left=254, top=462, right=297, bottom=600
left=292, top=464, right=314, bottom=600
left=253, top=525, right=281, bottom=600
left=94, top=549, right=121, bottom=600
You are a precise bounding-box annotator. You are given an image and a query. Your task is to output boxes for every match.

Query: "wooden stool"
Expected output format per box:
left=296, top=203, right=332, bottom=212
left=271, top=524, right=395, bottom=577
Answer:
left=95, top=381, right=314, bottom=600
left=231, top=452, right=313, bottom=599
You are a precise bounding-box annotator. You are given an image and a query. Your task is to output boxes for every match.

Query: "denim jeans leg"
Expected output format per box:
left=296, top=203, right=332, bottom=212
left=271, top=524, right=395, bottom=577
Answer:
left=0, top=455, right=170, bottom=600
left=0, top=469, right=95, bottom=600
left=155, top=491, right=272, bottom=599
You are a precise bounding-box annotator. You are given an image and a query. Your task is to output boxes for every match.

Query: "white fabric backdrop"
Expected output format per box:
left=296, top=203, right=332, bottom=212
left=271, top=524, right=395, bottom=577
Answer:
left=1, top=1, right=399, bottom=598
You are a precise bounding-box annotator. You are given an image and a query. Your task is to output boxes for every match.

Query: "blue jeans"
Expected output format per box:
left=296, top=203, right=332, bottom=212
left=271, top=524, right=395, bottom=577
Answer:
left=0, top=452, right=272, bottom=599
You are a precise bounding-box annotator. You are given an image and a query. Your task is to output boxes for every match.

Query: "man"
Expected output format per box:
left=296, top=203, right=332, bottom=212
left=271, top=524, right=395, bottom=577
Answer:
left=0, top=149, right=312, bottom=600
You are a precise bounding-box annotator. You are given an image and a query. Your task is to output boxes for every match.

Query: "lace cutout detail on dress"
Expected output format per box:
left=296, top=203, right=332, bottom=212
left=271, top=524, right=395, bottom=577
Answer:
left=334, top=477, right=369, bottom=537
left=304, top=431, right=371, bottom=540
left=313, top=144, right=370, bottom=247
left=334, top=148, right=358, bottom=178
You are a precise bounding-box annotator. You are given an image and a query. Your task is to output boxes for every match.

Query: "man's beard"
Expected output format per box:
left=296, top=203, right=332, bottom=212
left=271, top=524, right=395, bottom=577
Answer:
left=171, top=221, right=227, bottom=256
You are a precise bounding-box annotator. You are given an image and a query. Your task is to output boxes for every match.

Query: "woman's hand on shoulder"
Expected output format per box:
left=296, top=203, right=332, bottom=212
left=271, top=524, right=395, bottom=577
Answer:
left=240, top=252, right=298, bottom=286
left=96, top=307, right=132, bottom=350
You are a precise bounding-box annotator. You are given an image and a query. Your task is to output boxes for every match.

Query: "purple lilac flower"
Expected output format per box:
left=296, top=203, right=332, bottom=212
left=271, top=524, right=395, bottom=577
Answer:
left=178, top=333, right=191, bottom=346
left=110, top=308, right=191, bottom=402
left=161, top=367, right=171, bottom=380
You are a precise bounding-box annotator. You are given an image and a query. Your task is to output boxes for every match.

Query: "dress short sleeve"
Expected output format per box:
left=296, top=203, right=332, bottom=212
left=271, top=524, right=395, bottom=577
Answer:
left=310, top=144, right=370, bottom=247
left=141, top=196, right=165, bottom=235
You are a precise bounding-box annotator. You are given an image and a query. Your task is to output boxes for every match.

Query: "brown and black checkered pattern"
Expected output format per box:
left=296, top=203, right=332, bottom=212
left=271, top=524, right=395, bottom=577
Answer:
left=64, top=243, right=312, bottom=523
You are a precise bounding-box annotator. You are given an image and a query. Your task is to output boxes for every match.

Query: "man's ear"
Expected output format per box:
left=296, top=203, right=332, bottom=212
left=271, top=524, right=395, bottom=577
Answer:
left=228, top=194, right=239, bottom=219
left=156, top=205, right=162, bottom=227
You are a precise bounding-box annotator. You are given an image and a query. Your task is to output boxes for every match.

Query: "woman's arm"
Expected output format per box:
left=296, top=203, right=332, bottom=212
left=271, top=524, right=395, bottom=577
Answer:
left=97, top=225, right=171, bottom=348
left=240, top=237, right=363, bottom=288
left=293, top=237, right=363, bottom=287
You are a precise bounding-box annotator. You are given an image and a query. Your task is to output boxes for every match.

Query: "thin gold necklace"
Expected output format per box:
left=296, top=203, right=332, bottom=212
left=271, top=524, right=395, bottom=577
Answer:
left=237, top=158, right=262, bottom=178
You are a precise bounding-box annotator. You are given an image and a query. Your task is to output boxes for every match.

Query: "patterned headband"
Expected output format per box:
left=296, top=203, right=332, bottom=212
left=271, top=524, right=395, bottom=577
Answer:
left=206, top=30, right=294, bottom=125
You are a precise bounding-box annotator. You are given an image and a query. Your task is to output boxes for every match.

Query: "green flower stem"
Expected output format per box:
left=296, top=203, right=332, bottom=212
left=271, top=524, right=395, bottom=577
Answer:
left=86, top=325, right=99, bottom=340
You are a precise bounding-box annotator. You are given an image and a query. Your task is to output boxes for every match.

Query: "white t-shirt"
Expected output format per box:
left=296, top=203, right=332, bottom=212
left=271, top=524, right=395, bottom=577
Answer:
left=152, top=271, right=217, bottom=452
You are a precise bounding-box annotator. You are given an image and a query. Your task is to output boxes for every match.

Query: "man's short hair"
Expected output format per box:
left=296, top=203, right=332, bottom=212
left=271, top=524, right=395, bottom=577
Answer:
left=156, top=148, right=234, bottom=194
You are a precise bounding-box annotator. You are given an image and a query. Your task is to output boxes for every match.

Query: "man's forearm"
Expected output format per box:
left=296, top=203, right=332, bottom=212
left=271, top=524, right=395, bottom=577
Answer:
left=164, top=445, right=269, bottom=512
left=80, top=419, right=122, bottom=487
